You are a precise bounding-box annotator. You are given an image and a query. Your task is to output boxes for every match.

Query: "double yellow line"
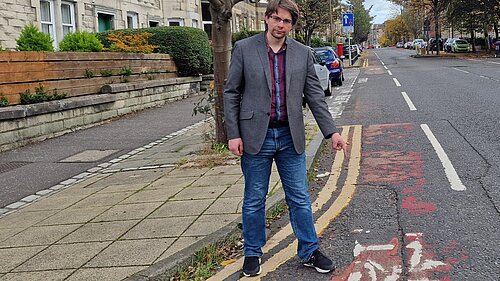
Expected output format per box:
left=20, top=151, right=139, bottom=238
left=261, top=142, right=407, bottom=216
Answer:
left=208, top=125, right=362, bottom=280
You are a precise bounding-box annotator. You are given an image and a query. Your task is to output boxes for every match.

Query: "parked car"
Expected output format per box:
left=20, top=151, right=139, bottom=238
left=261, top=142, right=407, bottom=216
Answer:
left=314, top=46, right=345, bottom=87
left=451, top=39, right=470, bottom=53
left=396, top=42, right=404, bottom=48
left=404, top=41, right=413, bottom=49
left=444, top=38, right=457, bottom=52
left=309, top=47, right=332, bottom=96
left=413, top=39, right=425, bottom=49
left=428, top=38, right=443, bottom=51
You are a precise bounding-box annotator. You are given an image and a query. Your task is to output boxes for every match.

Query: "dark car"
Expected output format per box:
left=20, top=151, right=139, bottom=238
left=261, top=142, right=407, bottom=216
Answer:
left=314, top=46, right=345, bottom=87
left=428, top=38, right=443, bottom=51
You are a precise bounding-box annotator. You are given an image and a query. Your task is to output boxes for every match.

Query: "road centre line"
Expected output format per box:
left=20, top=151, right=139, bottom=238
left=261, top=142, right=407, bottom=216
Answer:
left=401, top=92, right=416, bottom=111
left=207, top=125, right=361, bottom=280
left=393, top=78, right=401, bottom=87
left=383, top=65, right=388, bottom=70
left=387, top=70, right=393, bottom=75
left=452, top=67, right=470, bottom=74
left=420, top=124, right=467, bottom=191
left=380, top=60, right=385, bottom=65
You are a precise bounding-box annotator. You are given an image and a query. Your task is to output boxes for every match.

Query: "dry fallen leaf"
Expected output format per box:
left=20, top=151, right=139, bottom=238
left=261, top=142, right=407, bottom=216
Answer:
left=221, top=259, right=237, bottom=266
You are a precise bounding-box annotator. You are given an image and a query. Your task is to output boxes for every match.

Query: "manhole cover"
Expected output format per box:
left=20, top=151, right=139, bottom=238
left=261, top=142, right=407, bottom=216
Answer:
left=0, top=162, right=31, bottom=174
left=60, top=150, right=119, bottom=163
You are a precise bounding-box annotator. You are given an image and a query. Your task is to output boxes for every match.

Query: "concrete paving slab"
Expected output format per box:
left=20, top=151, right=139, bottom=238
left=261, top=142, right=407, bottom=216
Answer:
left=0, top=228, right=24, bottom=243
left=71, top=191, right=134, bottom=208
left=204, top=197, right=242, bottom=214
left=120, top=188, right=183, bottom=204
left=14, top=242, right=110, bottom=271
left=191, top=174, right=242, bottom=187
left=92, top=202, right=162, bottom=222
left=0, top=210, right=59, bottom=229
left=19, top=194, right=91, bottom=211
left=66, top=173, right=110, bottom=189
left=95, top=183, right=150, bottom=194
left=167, top=167, right=210, bottom=177
left=0, top=269, right=73, bottom=281
left=122, top=216, right=197, bottom=239
left=220, top=184, right=244, bottom=198
left=84, top=170, right=165, bottom=188
left=0, top=246, right=46, bottom=273
left=66, top=266, right=147, bottom=281
left=148, top=199, right=214, bottom=218
left=108, top=159, right=157, bottom=170
left=183, top=214, right=240, bottom=236
left=146, top=176, right=197, bottom=190
left=158, top=236, right=203, bottom=260
left=58, top=220, right=139, bottom=243
left=0, top=224, right=81, bottom=247
left=172, top=186, right=228, bottom=200
left=204, top=164, right=242, bottom=176
left=36, top=206, right=109, bottom=226
left=85, top=238, right=175, bottom=267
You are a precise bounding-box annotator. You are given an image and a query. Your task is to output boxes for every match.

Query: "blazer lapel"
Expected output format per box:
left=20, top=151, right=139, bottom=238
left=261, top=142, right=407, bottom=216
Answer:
left=285, top=39, right=294, bottom=96
left=256, top=33, right=272, bottom=96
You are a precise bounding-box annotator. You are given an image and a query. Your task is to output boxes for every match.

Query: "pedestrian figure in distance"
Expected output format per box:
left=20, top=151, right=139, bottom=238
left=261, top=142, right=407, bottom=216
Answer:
left=223, top=0, right=347, bottom=277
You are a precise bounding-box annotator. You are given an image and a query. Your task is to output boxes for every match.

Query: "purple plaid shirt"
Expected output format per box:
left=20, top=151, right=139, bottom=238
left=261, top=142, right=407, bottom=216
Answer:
left=267, top=40, right=287, bottom=122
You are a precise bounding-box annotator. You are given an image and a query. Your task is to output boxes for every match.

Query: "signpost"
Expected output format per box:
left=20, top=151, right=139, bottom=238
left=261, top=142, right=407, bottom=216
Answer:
left=342, top=13, right=354, bottom=66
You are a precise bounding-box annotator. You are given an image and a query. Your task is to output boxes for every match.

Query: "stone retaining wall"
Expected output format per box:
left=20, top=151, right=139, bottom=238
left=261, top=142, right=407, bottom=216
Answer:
left=0, top=76, right=202, bottom=152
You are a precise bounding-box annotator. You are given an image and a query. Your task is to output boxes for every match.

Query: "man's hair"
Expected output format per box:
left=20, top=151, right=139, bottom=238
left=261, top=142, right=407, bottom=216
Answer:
left=265, top=0, right=300, bottom=26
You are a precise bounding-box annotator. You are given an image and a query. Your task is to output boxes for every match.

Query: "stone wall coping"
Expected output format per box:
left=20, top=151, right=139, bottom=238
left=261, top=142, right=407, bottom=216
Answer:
left=101, top=76, right=202, bottom=94
left=0, top=94, right=116, bottom=121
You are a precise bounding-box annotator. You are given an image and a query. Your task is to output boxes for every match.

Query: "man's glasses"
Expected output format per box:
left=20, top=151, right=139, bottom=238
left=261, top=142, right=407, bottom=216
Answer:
left=269, top=15, right=293, bottom=26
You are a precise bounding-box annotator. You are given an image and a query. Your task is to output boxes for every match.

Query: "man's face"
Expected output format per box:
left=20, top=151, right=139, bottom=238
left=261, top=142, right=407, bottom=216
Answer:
left=265, top=7, right=293, bottom=40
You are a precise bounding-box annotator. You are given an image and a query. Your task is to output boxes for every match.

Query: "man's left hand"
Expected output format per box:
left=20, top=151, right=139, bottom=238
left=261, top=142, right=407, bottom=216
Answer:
left=331, top=132, right=348, bottom=158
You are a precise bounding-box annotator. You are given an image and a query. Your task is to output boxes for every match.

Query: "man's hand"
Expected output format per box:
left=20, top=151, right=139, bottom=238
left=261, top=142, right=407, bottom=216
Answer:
left=228, top=138, right=244, bottom=156
left=331, top=132, right=348, bottom=158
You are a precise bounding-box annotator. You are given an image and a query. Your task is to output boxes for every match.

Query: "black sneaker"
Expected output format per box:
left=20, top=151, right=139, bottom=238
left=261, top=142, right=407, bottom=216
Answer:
left=303, top=249, right=335, bottom=273
left=242, top=256, right=261, bottom=277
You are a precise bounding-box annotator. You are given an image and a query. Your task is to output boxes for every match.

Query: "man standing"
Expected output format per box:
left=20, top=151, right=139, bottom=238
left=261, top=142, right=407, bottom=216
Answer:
left=224, top=0, right=347, bottom=277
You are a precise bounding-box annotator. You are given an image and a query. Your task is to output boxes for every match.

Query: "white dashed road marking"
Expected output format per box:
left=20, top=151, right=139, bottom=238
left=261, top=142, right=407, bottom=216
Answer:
left=393, top=78, right=401, bottom=87
left=401, top=92, right=416, bottom=111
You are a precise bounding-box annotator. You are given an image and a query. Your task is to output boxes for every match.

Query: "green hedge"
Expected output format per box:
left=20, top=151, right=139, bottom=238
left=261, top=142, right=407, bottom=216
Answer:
left=232, top=30, right=261, bottom=44
left=98, top=26, right=212, bottom=76
left=59, top=31, right=103, bottom=52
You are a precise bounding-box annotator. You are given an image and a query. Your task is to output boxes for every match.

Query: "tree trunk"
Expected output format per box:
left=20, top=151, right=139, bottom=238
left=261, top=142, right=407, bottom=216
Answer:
left=434, top=9, right=440, bottom=55
left=494, top=22, right=499, bottom=39
left=209, top=1, right=234, bottom=145
left=484, top=22, right=490, bottom=52
left=470, top=24, right=476, bottom=53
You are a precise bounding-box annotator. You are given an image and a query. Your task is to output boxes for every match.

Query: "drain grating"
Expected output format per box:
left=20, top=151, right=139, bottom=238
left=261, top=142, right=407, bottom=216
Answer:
left=0, top=162, right=31, bottom=174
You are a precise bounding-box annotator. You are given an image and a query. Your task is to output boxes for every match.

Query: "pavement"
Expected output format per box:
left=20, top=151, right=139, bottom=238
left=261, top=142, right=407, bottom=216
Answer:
left=0, top=112, right=325, bottom=280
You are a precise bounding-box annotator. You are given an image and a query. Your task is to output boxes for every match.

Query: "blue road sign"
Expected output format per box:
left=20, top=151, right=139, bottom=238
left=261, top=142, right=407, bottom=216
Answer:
left=342, top=13, right=354, bottom=27
left=342, top=13, right=354, bottom=33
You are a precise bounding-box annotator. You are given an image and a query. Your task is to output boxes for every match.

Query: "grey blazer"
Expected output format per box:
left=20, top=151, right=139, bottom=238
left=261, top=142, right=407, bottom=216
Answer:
left=224, top=32, right=338, bottom=155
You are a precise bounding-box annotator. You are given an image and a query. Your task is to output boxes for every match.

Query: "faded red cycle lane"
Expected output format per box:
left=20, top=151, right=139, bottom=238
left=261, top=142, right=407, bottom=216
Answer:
left=325, top=122, right=499, bottom=281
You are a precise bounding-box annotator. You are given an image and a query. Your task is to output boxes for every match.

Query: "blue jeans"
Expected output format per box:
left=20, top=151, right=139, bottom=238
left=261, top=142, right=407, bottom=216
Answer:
left=241, top=126, right=319, bottom=262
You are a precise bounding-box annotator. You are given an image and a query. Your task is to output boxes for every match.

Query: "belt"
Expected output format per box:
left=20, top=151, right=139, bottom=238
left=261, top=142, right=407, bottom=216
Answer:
left=268, top=120, right=289, bottom=128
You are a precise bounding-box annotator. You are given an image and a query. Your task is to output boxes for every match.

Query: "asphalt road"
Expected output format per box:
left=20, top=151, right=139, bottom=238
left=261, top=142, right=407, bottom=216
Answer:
left=0, top=96, right=206, bottom=208
left=258, top=49, right=500, bottom=280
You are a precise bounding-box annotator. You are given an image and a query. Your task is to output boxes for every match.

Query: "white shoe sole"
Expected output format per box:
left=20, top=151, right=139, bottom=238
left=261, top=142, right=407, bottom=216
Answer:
left=303, top=263, right=333, bottom=273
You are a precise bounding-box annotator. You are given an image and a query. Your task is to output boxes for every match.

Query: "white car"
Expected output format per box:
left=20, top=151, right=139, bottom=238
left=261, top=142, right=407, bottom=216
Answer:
left=310, top=48, right=332, bottom=96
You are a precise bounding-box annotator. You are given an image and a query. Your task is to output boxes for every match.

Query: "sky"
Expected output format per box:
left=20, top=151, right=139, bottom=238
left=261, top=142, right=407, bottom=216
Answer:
left=363, top=0, right=400, bottom=24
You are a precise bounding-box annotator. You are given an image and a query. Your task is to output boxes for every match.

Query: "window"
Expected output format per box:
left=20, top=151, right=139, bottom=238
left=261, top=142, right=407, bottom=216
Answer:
left=127, top=12, right=138, bottom=29
left=192, top=19, right=198, bottom=28
left=97, top=13, right=114, bottom=32
left=61, top=2, right=75, bottom=36
left=168, top=18, right=183, bottom=26
left=40, top=0, right=55, bottom=40
left=201, top=1, right=212, bottom=38
left=149, top=20, right=159, bottom=27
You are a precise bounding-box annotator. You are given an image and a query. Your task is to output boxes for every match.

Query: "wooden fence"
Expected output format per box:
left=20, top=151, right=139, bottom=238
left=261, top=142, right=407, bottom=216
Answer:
left=0, top=52, right=177, bottom=105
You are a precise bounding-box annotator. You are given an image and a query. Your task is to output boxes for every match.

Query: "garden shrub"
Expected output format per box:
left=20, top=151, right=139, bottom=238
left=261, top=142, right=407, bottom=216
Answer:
left=98, top=26, right=212, bottom=76
left=232, top=29, right=261, bottom=44
left=58, top=31, right=103, bottom=52
left=20, top=85, right=66, bottom=104
left=106, top=32, right=157, bottom=53
left=310, top=36, right=326, bottom=48
left=0, top=95, right=8, bottom=107
left=16, top=23, right=54, bottom=51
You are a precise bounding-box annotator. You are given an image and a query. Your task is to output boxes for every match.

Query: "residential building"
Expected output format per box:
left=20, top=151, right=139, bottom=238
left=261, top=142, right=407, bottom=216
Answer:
left=0, top=0, right=266, bottom=50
